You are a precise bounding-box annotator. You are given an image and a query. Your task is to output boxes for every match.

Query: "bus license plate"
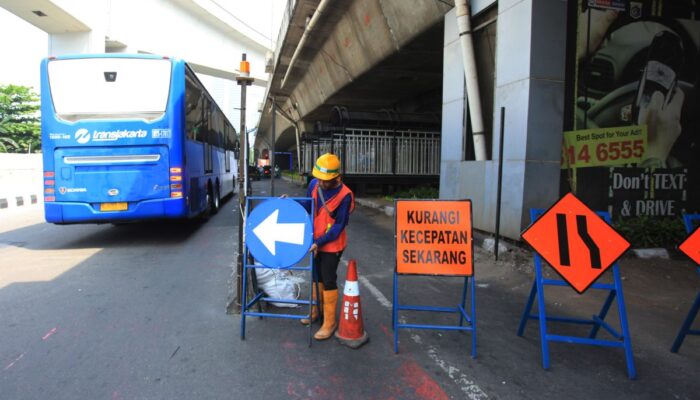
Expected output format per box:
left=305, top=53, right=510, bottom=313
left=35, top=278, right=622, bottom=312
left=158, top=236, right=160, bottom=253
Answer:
left=100, top=202, right=127, bottom=211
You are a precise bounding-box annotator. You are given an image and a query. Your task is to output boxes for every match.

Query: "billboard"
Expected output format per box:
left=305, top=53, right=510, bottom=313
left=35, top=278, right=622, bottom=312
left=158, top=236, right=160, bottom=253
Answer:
left=563, top=0, right=700, bottom=221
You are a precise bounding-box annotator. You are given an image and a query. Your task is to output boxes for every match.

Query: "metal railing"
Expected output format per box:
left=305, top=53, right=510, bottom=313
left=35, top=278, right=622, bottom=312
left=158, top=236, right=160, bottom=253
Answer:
left=302, top=128, right=440, bottom=176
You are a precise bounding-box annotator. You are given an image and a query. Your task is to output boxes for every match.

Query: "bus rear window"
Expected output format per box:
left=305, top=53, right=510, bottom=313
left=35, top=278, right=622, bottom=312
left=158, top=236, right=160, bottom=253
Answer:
left=48, top=58, right=171, bottom=122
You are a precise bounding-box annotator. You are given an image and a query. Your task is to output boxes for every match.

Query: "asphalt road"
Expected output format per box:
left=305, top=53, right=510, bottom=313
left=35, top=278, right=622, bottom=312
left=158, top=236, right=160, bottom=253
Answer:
left=0, top=178, right=698, bottom=399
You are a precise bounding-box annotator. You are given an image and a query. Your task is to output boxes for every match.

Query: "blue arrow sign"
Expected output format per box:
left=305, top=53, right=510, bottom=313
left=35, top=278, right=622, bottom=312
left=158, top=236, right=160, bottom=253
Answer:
left=245, top=198, right=313, bottom=268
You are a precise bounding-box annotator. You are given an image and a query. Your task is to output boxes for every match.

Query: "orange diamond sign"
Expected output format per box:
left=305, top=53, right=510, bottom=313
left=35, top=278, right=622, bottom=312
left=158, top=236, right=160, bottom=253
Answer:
left=679, top=227, right=700, bottom=265
left=521, top=193, right=631, bottom=294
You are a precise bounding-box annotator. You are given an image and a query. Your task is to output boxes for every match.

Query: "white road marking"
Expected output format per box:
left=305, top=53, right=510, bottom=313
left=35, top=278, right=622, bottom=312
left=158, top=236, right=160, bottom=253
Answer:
left=357, top=275, right=392, bottom=308
left=342, top=259, right=489, bottom=399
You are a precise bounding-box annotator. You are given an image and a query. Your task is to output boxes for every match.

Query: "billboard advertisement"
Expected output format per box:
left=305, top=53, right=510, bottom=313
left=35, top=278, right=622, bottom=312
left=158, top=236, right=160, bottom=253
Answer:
left=564, top=0, right=700, bottom=232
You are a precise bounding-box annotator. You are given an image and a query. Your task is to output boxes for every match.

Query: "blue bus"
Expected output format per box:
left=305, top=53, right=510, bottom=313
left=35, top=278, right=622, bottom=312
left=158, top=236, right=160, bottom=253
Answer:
left=40, top=54, right=238, bottom=224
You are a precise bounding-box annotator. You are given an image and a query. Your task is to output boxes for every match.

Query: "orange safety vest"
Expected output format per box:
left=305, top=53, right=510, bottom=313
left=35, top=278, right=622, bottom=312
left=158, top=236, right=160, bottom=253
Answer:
left=311, top=181, right=355, bottom=252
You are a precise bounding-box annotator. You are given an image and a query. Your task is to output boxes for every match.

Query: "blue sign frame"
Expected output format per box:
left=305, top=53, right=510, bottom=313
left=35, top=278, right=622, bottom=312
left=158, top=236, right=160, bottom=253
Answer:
left=670, top=214, right=700, bottom=353
left=517, top=209, right=636, bottom=379
left=392, top=199, right=477, bottom=359
left=240, top=196, right=318, bottom=346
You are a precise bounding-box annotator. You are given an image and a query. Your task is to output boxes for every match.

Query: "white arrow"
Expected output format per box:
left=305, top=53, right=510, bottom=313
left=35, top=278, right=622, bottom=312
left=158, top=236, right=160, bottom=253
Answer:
left=252, top=209, right=305, bottom=256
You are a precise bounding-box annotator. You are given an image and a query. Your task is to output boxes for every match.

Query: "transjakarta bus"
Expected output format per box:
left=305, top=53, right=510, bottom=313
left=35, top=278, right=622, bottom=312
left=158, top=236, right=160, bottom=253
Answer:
left=40, top=54, right=237, bottom=224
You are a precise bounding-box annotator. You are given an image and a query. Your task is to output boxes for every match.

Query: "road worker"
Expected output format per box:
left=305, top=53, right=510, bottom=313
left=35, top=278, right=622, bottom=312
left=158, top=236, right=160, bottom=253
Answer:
left=301, top=153, right=355, bottom=340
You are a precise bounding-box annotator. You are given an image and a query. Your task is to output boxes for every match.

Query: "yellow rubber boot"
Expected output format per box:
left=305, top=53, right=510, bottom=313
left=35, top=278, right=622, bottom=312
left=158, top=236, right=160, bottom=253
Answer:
left=314, top=289, right=338, bottom=340
left=301, top=282, right=323, bottom=325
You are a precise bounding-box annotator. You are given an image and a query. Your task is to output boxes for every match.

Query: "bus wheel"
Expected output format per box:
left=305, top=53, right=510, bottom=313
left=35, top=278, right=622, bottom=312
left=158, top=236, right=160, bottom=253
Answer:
left=210, top=183, right=220, bottom=214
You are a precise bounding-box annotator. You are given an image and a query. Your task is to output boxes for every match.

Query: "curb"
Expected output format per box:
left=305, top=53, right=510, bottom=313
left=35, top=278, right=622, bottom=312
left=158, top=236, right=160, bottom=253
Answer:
left=280, top=175, right=306, bottom=187
left=354, top=198, right=395, bottom=217
left=0, top=194, right=39, bottom=210
left=351, top=197, right=676, bottom=260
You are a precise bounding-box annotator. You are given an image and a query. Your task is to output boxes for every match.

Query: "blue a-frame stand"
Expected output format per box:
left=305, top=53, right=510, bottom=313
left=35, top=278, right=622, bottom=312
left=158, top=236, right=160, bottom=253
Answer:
left=670, top=214, right=700, bottom=353
left=392, top=273, right=477, bottom=358
left=239, top=196, right=319, bottom=346
left=517, top=209, right=636, bottom=379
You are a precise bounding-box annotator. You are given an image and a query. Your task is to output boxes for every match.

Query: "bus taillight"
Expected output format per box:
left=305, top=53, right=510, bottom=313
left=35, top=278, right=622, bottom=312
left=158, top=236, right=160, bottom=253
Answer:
left=170, top=167, right=182, bottom=185
left=44, top=173, right=55, bottom=196
left=171, top=192, right=183, bottom=198
left=170, top=184, right=182, bottom=189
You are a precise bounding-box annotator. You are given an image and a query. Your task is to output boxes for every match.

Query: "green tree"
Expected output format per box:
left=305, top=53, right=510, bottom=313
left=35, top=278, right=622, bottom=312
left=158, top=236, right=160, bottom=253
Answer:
left=0, top=85, right=41, bottom=153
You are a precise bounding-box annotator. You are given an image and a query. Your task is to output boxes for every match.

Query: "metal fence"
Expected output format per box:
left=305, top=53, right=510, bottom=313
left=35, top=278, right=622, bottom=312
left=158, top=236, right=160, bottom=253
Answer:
left=302, top=128, right=440, bottom=176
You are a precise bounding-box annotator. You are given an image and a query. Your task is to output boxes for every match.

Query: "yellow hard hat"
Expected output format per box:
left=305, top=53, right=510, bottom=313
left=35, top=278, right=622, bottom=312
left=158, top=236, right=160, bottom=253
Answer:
left=313, top=153, right=341, bottom=181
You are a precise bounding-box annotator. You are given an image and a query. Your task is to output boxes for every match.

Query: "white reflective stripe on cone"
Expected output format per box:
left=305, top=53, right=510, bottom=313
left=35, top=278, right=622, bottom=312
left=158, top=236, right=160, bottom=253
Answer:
left=344, top=281, right=359, bottom=296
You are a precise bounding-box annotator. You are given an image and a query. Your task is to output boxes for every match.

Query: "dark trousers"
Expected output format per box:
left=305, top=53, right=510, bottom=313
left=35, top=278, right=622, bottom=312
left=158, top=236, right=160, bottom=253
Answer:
left=314, top=251, right=343, bottom=290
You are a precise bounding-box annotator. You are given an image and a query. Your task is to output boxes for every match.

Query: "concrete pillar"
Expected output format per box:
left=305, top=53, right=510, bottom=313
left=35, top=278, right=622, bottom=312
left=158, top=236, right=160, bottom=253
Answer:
left=48, top=0, right=107, bottom=55
left=495, top=0, right=567, bottom=235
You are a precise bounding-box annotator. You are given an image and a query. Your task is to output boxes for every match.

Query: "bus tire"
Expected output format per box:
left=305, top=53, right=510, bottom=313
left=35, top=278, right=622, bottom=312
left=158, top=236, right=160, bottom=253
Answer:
left=210, top=182, right=220, bottom=215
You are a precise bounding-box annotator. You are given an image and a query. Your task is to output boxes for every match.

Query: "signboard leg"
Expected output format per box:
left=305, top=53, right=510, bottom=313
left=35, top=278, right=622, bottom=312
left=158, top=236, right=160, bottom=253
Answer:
left=393, top=270, right=399, bottom=354
left=309, top=262, right=318, bottom=347
left=469, top=276, right=477, bottom=358
left=588, top=289, right=616, bottom=339
left=671, top=290, right=700, bottom=353
left=240, top=255, right=249, bottom=340
left=534, top=258, right=551, bottom=370
left=249, top=258, right=264, bottom=315
left=671, top=216, right=700, bottom=353
left=613, top=265, right=636, bottom=378
left=516, top=281, right=537, bottom=337
left=458, top=276, right=469, bottom=327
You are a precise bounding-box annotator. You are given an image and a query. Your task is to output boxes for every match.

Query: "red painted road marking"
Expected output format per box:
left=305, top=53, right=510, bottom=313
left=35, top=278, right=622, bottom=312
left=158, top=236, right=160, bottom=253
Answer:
left=42, top=327, right=57, bottom=340
left=399, top=360, right=450, bottom=400
left=4, top=353, right=25, bottom=371
left=379, top=323, right=391, bottom=337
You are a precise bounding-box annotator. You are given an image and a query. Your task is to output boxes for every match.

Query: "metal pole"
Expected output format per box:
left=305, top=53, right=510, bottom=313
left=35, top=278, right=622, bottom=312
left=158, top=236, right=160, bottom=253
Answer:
left=494, top=107, right=505, bottom=261
left=234, top=53, right=254, bottom=313
left=271, top=98, right=276, bottom=196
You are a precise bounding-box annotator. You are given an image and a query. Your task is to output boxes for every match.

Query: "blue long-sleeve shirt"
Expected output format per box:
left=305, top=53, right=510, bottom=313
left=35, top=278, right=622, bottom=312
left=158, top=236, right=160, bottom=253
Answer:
left=306, top=178, right=352, bottom=249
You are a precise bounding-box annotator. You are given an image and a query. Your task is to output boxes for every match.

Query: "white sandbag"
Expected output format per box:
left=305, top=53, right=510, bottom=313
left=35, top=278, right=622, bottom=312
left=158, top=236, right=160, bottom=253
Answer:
left=255, top=268, right=300, bottom=307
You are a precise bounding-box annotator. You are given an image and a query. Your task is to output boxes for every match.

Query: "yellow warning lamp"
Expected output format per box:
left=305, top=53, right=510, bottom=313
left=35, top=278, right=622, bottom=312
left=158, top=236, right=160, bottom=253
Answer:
left=240, top=60, right=250, bottom=77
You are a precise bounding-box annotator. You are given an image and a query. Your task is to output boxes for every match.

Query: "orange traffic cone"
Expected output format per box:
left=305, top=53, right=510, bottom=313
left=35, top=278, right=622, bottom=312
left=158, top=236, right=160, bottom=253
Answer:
left=335, top=259, right=369, bottom=349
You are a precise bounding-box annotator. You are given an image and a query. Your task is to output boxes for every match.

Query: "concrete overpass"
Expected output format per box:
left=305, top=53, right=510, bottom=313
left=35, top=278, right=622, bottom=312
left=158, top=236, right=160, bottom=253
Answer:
left=0, top=0, right=272, bottom=127
left=255, top=0, right=572, bottom=242
left=256, top=0, right=453, bottom=160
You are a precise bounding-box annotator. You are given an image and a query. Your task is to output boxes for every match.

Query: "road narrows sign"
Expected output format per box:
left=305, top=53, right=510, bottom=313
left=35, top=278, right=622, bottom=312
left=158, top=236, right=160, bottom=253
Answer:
left=521, top=193, right=630, bottom=294
left=395, top=200, right=473, bottom=276
left=679, top=226, right=700, bottom=266
left=245, top=198, right=313, bottom=268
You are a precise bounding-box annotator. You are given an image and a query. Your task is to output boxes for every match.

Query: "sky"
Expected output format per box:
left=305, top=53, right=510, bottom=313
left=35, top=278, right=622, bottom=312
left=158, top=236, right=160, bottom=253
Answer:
left=0, top=0, right=285, bottom=132
left=0, top=7, right=48, bottom=90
